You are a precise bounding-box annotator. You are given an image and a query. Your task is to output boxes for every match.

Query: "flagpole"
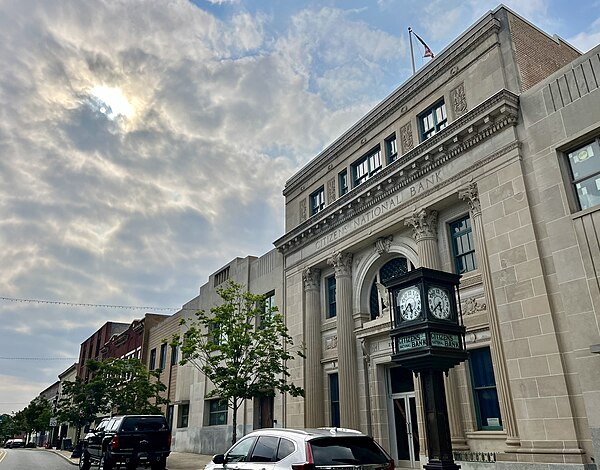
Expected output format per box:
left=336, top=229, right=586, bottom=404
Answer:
left=408, top=27, right=416, bottom=75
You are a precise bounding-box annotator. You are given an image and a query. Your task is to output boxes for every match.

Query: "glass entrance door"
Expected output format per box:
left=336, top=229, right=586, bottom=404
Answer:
left=388, top=367, right=419, bottom=468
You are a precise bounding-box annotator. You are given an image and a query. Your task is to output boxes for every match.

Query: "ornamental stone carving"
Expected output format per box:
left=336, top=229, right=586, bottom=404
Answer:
left=374, top=235, right=393, bottom=255
left=451, top=82, right=468, bottom=117
left=461, top=296, right=487, bottom=316
left=303, top=267, right=321, bottom=291
left=299, top=199, right=307, bottom=222
left=327, top=177, right=336, bottom=205
left=458, top=182, right=481, bottom=215
left=327, top=252, right=353, bottom=277
left=405, top=209, right=439, bottom=241
left=400, top=122, right=414, bottom=154
left=325, top=335, right=338, bottom=350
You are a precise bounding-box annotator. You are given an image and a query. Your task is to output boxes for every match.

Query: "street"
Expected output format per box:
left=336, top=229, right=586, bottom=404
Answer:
left=0, top=448, right=73, bottom=470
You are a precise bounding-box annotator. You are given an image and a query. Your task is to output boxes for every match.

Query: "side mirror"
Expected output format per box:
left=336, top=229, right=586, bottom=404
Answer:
left=213, top=454, right=225, bottom=464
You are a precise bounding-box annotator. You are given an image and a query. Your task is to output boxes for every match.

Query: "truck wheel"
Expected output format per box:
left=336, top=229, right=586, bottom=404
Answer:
left=78, top=451, right=91, bottom=470
left=151, top=457, right=167, bottom=470
left=100, top=453, right=114, bottom=470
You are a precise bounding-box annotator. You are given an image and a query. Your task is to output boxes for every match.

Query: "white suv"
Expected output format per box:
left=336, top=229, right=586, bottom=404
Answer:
left=205, top=428, right=394, bottom=470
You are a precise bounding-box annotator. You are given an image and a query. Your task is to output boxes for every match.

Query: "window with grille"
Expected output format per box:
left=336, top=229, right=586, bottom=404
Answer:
left=450, top=216, right=476, bottom=274
left=207, top=399, right=227, bottom=426
left=369, top=257, right=411, bottom=320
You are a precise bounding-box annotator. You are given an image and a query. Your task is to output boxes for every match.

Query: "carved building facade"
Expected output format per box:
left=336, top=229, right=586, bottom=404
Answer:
left=274, top=6, right=600, bottom=470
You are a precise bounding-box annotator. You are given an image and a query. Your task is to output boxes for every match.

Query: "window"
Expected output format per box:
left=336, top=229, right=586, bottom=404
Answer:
left=166, top=405, right=174, bottom=430
left=330, top=373, right=340, bottom=427
left=249, top=436, right=279, bottom=462
left=177, top=404, right=189, bottom=428
left=171, top=344, right=178, bottom=366
left=277, top=438, right=295, bottom=460
left=352, top=147, right=382, bottom=187
left=209, top=322, right=223, bottom=345
left=469, top=347, right=502, bottom=430
left=326, top=276, right=336, bottom=318
left=310, top=186, right=325, bottom=216
left=208, top=399, right=228, bottom=426
left=370, top=257, right=410, bottom=320
left=339, top=170, right=348, bottom=196
left=566, top=138, right=600, bottom=211
left=159, top=343, right=167, bottom=369
left=149, top=348, right=157, bottom=370
left=450, top=216, right=476, bottom=274
left=227, top=436, right=257, bottom=462
left=386, top=134, right=398, bottom=163
left=419, top=100, right=447, bottom=141
left=259, top=291, right=276, bottom=327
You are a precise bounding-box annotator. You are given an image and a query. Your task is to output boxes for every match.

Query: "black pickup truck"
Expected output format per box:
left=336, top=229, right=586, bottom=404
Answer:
left=79, top=415, right=171, bottom=470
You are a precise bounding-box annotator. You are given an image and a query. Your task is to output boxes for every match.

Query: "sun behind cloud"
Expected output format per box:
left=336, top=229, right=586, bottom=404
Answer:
left=89, top=85, right=135, bottom=120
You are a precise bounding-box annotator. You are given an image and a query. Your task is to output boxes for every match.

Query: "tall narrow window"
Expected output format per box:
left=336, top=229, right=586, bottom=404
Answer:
left=329, top=373, right=340, bottom=427
left=339, top=170, right=348, bottom=196
left=419, top=100, right=447, bottom=141
left=310, top=186, right=325, bottom=216
left=469, top=347, right=502, bottom=430
left=159, top=343, right=167, bottom=369
left=386, top=134, right=398, bottom=163
left=170, top=344, right=178, bottom=366
left=177, top=404, right=189, bottom=428
left=149, top=348, right=157, bottom=370
left=450, top=216, right=476, bottom=274
left=566, top=138, right=600, bottom=211
left=259, top=291, right=276, bottom=327
left=352, top=147, right=382, bottom=187
left=326, top=276, right=336, bottom=318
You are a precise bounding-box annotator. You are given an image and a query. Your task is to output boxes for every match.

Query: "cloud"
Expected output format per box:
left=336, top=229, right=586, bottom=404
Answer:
left=568, top=17, right=600, bottom=52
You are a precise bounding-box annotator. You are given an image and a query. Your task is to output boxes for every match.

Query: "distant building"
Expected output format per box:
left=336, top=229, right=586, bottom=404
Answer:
left=76, top=321, right=129, bottom=380
left=56, top=363, right=77, bottom=449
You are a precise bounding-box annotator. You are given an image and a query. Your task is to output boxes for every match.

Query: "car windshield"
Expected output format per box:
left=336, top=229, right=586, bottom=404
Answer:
left=309, top=437, right=389, bottom=466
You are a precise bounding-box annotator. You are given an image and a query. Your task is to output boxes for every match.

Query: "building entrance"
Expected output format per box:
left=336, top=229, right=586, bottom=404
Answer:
left=388, top=367, right=419, bottom=468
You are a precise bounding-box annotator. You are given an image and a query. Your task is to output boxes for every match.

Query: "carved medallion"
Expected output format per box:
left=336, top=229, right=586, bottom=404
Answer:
left=451, top=82, right=468, bottom=117
left=400, top=122, right=414, bottom=154
left=299, top=199, right=307, bottom=223
left=327, top=178, right=336, bottom=205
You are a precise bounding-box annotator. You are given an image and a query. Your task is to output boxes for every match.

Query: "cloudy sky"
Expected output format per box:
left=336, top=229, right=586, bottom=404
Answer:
left=0, top=0, right=598, bottom=415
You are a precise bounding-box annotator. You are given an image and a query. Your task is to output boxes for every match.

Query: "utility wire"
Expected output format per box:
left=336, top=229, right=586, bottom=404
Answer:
left=0, top=296, right=181, bottom=311
left=0, top=357, right=78, bottom=361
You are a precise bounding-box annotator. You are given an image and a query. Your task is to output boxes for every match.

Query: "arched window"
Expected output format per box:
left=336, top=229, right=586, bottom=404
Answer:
left=369, top=257, right=413, bottom=320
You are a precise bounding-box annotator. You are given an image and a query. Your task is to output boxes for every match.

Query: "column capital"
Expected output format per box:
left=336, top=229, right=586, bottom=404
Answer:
left=458, top=183, right=481, bottom=216
left=327, top=252, right=353, bottom=278
left=303, top=267, right=321, bottom=291
left=405, top=209, right=438, bottom=242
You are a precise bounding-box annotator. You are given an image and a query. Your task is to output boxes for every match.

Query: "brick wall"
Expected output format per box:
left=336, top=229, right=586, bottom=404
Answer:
left=508, top=13, right=581, bottom=91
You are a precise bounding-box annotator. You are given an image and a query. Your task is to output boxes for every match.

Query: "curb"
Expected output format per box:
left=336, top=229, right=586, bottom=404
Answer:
left=45, top=448, right=78, bottom=466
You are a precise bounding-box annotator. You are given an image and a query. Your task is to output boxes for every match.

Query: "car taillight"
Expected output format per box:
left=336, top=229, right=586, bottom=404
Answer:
left=111, top=435, right=119, bottom=450
left=385, top=459, right=395, bottom=470
left=167, top=433, right=172, bottom=448
left=291, top=442, right=316, bottom=470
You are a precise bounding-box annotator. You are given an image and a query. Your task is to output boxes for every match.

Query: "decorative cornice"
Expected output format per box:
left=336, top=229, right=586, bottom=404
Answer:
left=275, top=90, right=519, bottom=254
left=283, top=15, right=502, bottom=196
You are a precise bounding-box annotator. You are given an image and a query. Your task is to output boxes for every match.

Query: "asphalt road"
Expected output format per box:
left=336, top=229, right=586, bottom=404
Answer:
left=0, top=448, right=74, bottom=469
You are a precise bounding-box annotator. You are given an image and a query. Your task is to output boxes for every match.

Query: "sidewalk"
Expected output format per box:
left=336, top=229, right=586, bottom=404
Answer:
left=46, top=448, right=214, bottom=469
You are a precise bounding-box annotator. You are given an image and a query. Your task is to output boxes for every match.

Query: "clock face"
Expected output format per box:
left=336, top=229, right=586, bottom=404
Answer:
left=428, top=286, right=451, bottom=319
left=397, top=286, right=422, bottom=321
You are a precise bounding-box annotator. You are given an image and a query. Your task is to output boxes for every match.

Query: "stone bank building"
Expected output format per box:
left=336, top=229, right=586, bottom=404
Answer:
left=163, top=6, right=600, bottom=470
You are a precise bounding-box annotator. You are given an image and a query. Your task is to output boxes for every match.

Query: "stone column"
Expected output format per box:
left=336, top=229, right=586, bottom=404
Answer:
left=405, top=209, right=467, bottom=451
left=303, top=267, right=324, bottom=427
left=459, top=183, right=519, bottom=446
left=327, top=252, right=360, bottom=429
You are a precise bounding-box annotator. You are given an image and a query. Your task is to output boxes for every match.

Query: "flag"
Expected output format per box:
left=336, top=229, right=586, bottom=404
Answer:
left=412, top=31, right=434, bottom=58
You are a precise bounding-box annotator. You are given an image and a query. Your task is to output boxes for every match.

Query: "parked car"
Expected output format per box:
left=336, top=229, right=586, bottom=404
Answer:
left=4, top=438, right=25, bottom=448
left=79, top=415, right=171, bottom=470
left=205, top=428, right=394, bottom=470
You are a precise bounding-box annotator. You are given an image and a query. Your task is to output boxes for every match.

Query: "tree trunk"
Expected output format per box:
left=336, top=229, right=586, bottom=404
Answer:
left=231, top=398, right=238, bottom=445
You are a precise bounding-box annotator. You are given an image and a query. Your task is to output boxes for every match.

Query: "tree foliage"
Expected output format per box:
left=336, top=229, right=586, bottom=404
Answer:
left=171, top=281, right=304, bottom=444
left=56, top=357, right=168, bottom=438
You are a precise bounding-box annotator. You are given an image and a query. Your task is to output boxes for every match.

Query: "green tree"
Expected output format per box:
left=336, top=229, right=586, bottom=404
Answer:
left=20, top=396, right=52, bottom=444
left=56, top=358, right=168, bottom=441
left=171, top=281, right=304, bottom=444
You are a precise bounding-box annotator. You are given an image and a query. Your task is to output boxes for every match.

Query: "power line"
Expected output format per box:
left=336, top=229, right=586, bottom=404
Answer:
left=0, top=296, right=180, bottom=311
left=0, top=357, right=78, bottom=361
